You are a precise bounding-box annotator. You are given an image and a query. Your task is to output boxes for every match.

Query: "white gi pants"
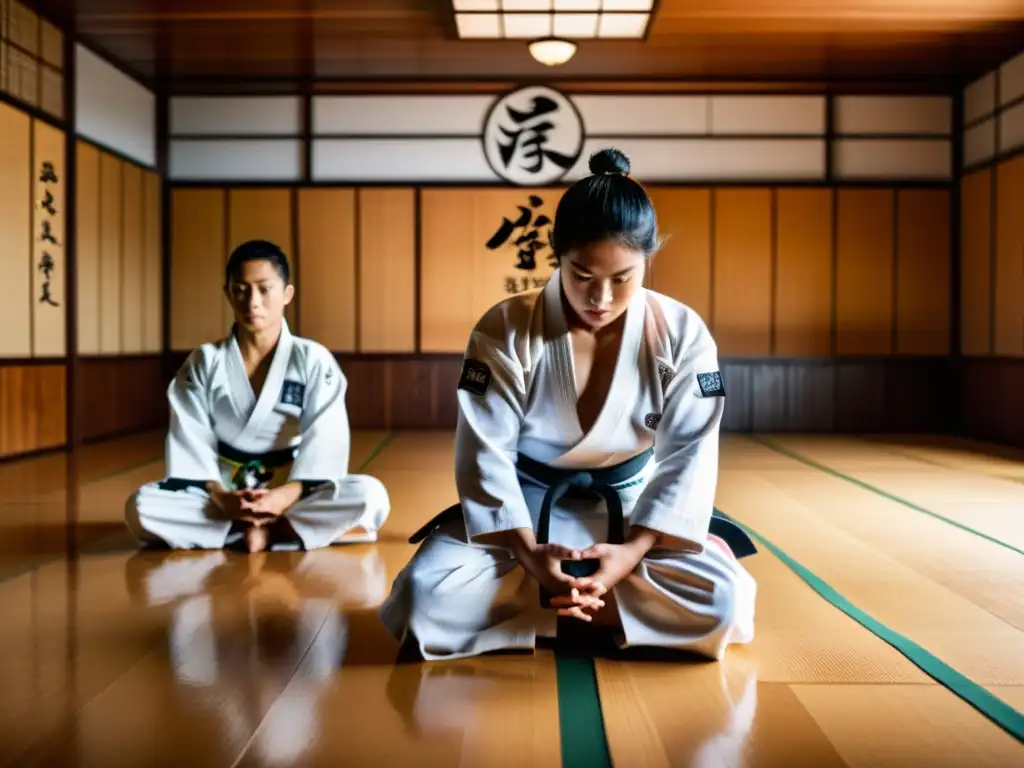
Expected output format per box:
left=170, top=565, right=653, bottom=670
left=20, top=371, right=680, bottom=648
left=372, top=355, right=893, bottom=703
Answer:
left=125, top=475, right=391, bottom=551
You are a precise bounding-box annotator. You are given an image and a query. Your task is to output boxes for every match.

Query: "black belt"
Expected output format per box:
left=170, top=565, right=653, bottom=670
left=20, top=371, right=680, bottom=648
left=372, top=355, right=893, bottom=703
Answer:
left=409, top=449, right=757, bottom=608
left=216, top=441, right=297, bottom=468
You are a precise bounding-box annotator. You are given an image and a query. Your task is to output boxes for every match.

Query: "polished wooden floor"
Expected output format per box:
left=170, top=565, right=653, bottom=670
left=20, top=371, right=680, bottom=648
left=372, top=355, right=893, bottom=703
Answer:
left=1, top=431, right=1023, bottom=766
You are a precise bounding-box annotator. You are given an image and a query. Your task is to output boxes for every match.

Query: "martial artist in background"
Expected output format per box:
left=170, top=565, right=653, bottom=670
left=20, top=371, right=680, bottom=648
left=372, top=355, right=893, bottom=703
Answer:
left=126, top=240, right=390, bottom=553
left=381, top=148, right=757, bottom=660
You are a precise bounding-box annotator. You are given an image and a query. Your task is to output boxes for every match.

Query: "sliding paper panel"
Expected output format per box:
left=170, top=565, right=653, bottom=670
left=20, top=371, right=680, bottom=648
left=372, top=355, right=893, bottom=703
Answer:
left=775, top=188, right=833, bottom=357
left=296, top=188, right=356, bottom=352
left=994, top=154, right=1024, bottom=356
left=836, top=189, right=895, bottom=356
left=647, top=188, right=712, bottom=323
left=0, top=102, right=31, bottom=357
left=99, top=153, right=123, bottom=353
left=896, top=189, right=950, bottom=355
left=76, top=141, right=101, bottom=354
left=170, top=189, right=226, bottom=351
left=227, top=188, right=294, bottom=330
left=142, top=171, right=162, bottom=352
left=713, top=188, right=773, bottom=356
left=420, top=188, right=557, bottom=352
left=119, top=164, right=144, bottom=353
left=358, top=188, right=416, bottom=352
left=31, top=120, right=66, bottom=356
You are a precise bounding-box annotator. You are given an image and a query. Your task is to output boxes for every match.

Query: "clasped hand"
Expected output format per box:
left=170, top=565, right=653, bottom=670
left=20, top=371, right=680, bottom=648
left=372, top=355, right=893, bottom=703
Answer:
left=521, top=541, right=645, bottom=623
left=213, top=485, right=294, bottom=526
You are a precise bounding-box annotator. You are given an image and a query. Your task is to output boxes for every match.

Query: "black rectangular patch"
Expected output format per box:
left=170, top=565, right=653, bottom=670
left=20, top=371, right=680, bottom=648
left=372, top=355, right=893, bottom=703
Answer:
left=696, top=371, right=725, bottom=398
left=458, top=359, right=491, bottom=396
left=280, top=379, right=305, bottom=407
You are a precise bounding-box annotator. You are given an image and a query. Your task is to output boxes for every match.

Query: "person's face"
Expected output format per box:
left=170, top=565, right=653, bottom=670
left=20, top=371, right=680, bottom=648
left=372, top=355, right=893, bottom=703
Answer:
left=225, top=259, right=294, bottom=333
left=560, top=239, right=646, bottom=331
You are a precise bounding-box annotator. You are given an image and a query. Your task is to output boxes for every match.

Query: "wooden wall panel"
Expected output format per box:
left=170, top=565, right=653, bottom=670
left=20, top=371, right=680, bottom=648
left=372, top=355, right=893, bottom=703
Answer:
left=963, top=359, right=1024, bottom=448
left=0, top=365, right=66, bottom=457
left=994, top=155, right=1024, bottom=356
left=76, top=142, right=101, bottom=355
left=896, top=189, right=950, bottom=355
left=647, top=189, right=712, bottom=322
left=120, top=165, right=144, bottom=354
left=228, top=188, right=295, bottom=331
left=775, top=188, right=833, bottom=356
left=30, top=121, right=66, bottom=356
left=297, top=188, right=356, bottom=351
left=142, top=171, right=162, bottom=353
left=420, top=189, right=556, bottom=353
left=0, top=103, right=31, bottom=357
left=836, top=189, right=895, bottom=355
left=171, top=189, right=227, bottom=351
left=80, top=357, right=167, bottom=441
left=960, top=169, right=992, bottom=356
left=713, top=188, right=772, bottom=356
left=98, top=152, right=123, bottom=354
left=359, top=188, right=416, bottom=352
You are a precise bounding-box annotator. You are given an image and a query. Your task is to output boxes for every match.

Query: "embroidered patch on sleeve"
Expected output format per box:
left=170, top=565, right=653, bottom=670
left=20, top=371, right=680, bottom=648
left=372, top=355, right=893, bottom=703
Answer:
left=281, top=380, right=306, bottom=407
left=645, top=413, right=662, bottom=430
left=696, top=371, right=725, bottom=398
left=458, top=359, right=491, bottom=396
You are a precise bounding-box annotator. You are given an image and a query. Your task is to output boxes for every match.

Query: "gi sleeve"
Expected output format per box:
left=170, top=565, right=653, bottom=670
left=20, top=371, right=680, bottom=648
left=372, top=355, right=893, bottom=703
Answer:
left=290, top=351, right=350, bottom=482
left=628, top=331, right=725, bottom=553
left=165, top=350, right=222, bottom=482
left=454, top=328, right=533, bottom=541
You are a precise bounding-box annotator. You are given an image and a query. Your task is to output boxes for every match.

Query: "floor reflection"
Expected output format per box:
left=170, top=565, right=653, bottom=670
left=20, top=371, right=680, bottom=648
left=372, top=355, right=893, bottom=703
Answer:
left=122, top=547, right=389, bottom=766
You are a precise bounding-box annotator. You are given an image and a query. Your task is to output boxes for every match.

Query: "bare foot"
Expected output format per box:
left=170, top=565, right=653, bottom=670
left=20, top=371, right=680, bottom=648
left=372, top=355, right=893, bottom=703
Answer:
left=245, top=524, right=270, bottom=554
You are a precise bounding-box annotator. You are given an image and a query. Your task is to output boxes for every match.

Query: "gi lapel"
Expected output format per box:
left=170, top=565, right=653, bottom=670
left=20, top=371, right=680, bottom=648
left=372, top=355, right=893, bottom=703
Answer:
left=232, top=320, right=296, bottom=447
left=548, top=279, right=647, bottom=468
left=542, top=271, right=584, bottom=448
left=225, top=325, right=257, bottom=423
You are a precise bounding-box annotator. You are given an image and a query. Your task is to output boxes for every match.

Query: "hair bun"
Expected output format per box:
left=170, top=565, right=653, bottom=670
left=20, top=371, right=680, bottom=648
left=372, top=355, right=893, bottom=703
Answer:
left=588, top=147, right=630, bottom=177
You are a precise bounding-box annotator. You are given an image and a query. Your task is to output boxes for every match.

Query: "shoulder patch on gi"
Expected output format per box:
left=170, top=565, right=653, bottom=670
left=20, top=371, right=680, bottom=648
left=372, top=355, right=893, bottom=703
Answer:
left=281, top=379, right=306, bottom=407
left=696, top=371, right=725, bottom=398
left=645, top=413, right=662, bottom=430
left=459, top=359, right=491, bottom=396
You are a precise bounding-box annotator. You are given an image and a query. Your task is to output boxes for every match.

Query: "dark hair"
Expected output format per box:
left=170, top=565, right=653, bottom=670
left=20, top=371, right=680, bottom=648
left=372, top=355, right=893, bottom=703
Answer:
left=551, top=148, right=660, bottom=260
left=224, top=239, right=291, bottom=286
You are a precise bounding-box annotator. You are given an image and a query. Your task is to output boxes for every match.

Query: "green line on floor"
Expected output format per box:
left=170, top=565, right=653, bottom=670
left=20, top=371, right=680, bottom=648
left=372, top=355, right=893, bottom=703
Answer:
left=357, top=431, right=397, bottom=472
left=556, top=652, right=613, bottom=768
left=731, top=510, right=1024, bottom=744
left=750, top=436, right=1024, bottom=557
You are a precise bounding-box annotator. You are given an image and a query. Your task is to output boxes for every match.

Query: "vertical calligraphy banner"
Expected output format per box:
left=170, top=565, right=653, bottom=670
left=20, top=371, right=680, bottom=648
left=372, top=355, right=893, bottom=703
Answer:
left=0, top=102, right=31, bottom=358
left=420, top=188, right=558, bottom=352
left=31, top=120, right=67, bottom=356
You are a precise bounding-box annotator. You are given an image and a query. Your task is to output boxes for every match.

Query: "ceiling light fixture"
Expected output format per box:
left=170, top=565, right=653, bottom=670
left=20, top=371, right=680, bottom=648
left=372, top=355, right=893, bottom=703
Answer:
left=528, top=37, right=577, bottom=66
left=451, top=1, right=653, bottom=41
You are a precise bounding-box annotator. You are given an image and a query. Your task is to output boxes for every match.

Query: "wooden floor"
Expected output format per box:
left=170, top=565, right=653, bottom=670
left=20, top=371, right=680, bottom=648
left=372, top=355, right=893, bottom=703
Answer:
left=1, top=431, right=1023, bottom=766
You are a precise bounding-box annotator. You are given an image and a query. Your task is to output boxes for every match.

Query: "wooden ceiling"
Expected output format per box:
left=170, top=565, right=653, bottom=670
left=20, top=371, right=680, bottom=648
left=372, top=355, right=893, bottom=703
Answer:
left=31, top=0, right=1024, bottom=90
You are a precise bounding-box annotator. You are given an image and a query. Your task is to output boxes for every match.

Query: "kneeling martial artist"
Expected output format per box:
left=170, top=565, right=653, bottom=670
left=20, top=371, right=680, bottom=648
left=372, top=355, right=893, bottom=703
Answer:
left=380, top=148, right=757, bottom=660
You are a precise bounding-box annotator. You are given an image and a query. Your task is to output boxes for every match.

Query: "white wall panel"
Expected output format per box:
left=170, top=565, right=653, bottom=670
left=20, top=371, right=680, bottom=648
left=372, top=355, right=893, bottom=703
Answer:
left=75, top=44, right=155, bottom=167
left=171, top=96, right=302, bottom=135
left=313, top=138, right=491, bottom=181
left=964, top=72, right=997, bottom=124
left=565, top=138, right=826, bottom=181
left=964, top=119, right=996, bottom=167
left=573, top=95, right=707, bottom=135
left=834, top=139, right=950, bottom=180
left=999, top=100, right=1024, bottom=153
left=999, top=50, right=1024, bottom=106
left=835, top=96, right=951, bottom=136
left=169, top=139, right=302, bottom=181
left=708, top=96, right=825, bottom=135
left=313, top=96, right=492, bottom=135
